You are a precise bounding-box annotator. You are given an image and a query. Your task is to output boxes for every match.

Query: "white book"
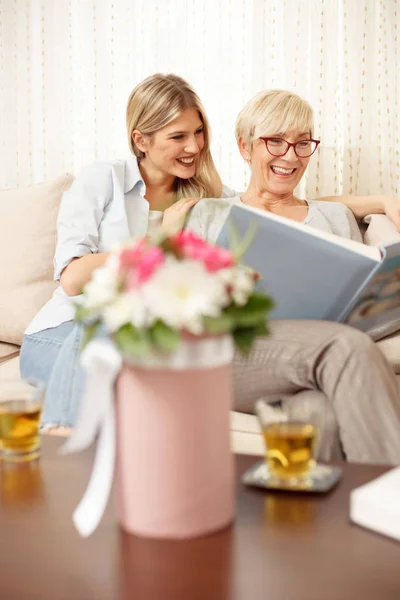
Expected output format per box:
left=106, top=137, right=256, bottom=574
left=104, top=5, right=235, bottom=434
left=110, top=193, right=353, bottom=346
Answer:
left=350, top=467, right=400, bottom=542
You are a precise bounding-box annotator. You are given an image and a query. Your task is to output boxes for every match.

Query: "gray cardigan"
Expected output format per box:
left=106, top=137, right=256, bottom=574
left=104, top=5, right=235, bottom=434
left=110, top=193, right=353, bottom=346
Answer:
left=186, top=195, right=362, bottom=243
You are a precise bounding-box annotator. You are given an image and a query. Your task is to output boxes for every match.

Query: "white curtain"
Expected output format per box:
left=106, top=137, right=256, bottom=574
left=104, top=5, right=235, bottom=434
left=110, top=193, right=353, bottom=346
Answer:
left=1, top=0, right=399, bottom=199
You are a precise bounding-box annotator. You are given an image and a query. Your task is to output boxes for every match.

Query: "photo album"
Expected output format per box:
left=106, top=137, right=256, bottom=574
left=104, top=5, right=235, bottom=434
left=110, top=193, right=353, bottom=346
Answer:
left=217, top=203, right=400, bottom=337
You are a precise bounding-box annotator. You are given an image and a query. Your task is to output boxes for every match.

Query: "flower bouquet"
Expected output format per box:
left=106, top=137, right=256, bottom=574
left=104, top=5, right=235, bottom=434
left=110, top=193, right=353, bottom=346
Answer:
left=75, top=230, right=273, bottom=358
left=66, top=231, right=273, bottom=540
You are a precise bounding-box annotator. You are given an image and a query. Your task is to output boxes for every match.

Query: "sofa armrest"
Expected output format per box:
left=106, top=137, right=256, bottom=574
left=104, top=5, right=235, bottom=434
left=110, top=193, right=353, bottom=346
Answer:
left=377, top=333, right=400, bottom=374
left=363, top=214, right=400, bottom=247
left=230, top=411, right=261, bottom=434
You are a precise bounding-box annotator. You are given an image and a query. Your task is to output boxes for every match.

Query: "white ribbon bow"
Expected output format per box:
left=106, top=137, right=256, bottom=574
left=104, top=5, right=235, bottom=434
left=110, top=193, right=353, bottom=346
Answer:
left=60, top=339, right=122, bottom=537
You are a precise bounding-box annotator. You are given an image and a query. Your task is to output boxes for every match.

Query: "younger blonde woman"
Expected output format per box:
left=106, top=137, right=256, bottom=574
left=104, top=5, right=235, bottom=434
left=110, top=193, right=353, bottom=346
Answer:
left=20, top=73, right=225, bottom=428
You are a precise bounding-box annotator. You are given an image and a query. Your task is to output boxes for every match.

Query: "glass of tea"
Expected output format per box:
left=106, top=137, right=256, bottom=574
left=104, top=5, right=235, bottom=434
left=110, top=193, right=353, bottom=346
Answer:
left=256, top=400, right=318, bottom=486
left=0, top=379, right=45, bottom=462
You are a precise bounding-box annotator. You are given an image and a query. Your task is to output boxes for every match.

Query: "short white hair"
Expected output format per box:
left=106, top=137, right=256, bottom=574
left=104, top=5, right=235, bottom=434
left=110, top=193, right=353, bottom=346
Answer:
left=235, top=89, right=314, bottom=148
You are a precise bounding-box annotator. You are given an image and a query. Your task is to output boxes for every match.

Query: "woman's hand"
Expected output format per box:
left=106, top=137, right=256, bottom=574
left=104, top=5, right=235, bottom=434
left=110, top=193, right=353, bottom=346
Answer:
left=60, top=252, right=112, bottom=296
left=382, top=196, right=400, bottom=231
left=161, top=197, right=201, bottom=234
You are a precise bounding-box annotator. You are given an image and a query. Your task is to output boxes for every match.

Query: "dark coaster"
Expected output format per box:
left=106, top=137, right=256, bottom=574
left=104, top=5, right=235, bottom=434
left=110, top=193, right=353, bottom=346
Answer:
left=242, top=460, right=342, bottom=493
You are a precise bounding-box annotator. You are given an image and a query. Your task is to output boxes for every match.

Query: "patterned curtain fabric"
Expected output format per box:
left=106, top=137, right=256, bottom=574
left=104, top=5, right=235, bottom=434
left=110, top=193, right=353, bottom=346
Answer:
left=0, top=0, right=399, bottom=200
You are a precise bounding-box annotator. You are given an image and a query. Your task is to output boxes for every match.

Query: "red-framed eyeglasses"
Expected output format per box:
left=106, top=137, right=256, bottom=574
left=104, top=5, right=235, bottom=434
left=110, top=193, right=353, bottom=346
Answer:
left=259, top=137, right=320, bottom=158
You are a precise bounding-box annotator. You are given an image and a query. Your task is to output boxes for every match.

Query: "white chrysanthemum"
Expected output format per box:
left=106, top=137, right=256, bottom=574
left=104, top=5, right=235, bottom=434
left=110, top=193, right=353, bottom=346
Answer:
left=216, top=267, right=235, bottom=285
left=217, top=266, right=255, bottom=306
left=231, top=268, right=255, bottom=306
left=105, top=252, right=121, bottom=274
left=102, top=292, right=149, bottom=332
left=140, top=256, right=229, bottom=333
left=82, top=265, right=119, bottom=311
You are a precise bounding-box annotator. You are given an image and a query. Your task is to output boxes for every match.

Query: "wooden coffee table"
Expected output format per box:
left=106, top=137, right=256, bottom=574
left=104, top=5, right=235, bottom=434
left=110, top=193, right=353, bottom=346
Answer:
left=0, top=436, right=398, bottom=600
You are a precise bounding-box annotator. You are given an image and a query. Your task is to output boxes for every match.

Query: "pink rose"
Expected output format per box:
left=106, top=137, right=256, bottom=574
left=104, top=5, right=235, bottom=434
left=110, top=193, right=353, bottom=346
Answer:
left=174, top=230, right=208, bottom=252
left=175, top=230, right=234, bottom=272
left=119, top=240, right=147, bottom=271
left=202, top=246, right=234, bottom=272
left=125, top=246, right=165, bottom=289
left=136, top=247, right=165, bottom=284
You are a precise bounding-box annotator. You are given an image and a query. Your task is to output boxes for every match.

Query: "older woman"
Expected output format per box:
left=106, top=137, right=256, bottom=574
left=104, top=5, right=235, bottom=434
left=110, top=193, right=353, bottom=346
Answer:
left=186, top=89, right=400, bottom=465
left=188, top=89, right=363, bottom=242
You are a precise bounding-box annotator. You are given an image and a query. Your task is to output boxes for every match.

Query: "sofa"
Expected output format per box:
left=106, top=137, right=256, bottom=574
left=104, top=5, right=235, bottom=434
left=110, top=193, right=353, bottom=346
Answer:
left=1, top=173, right=400, bottom=456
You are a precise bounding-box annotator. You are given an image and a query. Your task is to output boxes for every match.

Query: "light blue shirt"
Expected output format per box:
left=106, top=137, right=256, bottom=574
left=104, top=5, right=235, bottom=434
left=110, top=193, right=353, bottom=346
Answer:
left=54, top=157, right=148, bottom=281
left=26, top=157, right=156, bottom=334
left=26, top=157, right=234, bottom=334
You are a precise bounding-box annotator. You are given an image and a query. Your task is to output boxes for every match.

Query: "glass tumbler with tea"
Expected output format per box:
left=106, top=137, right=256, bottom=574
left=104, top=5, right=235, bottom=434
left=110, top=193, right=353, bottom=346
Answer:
left=0, top=379, right=45, bottom=462
left=256, top=399, right=319, bottom=487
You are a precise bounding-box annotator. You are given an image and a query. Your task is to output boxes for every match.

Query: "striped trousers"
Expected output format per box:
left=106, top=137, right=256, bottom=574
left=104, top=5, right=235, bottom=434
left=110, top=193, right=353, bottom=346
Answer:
left=233, top=320, right=400, bottom=466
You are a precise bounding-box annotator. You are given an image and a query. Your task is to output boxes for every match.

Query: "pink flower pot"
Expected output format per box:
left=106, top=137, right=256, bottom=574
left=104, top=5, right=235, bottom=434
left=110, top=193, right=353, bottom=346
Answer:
left=114, top=356, right=234, bottom=539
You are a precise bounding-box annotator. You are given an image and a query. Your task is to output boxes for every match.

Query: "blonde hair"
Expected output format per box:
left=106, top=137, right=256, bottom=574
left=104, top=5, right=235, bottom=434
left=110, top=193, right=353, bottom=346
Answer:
left=126, top=73, right=222, bottom=199
left=235, top=89, right=314, bottom=148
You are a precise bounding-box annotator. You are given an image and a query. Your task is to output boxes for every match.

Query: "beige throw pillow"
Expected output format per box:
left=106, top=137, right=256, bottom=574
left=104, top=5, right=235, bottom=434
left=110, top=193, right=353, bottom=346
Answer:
left=0, top=173, right=74, bottom=345
left=0, top=342, right=20, bottom=364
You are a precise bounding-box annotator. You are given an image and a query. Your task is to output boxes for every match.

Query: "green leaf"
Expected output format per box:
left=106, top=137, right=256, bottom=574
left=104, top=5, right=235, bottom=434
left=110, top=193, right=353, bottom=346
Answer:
left=82, top=321, right=101, bottom=349
left=232, top=327, right=258, bottom=357
left=150, top=321, right=180, bottom=353
left=242, top=294, right=275, bottom=312
left=227, top=311, right=265, bottom=328
left=234, top=220, right=259, bottom=261
left=224, top=216, right=259, bottom=261
left=225, top=219, right=241, bottom=256
left=75, top=302, right=106, bottom=325
left=253, top=320, right=270, bottom=337
left=203, top=314, right=234, bottom=334
left=114, top=324, right=151, bottom=358
left=224, top=296, right=274, bottom=328
left=232, top=317, right=271, bottom=357
left=75, top=305, right=87, bottom=322
left=159, top=236, right=182, bottom=259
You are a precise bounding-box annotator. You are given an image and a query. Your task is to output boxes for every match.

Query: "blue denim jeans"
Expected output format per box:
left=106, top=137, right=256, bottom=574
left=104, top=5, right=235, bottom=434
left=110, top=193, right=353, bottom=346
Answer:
left=20, top=321, right=85, bottom=427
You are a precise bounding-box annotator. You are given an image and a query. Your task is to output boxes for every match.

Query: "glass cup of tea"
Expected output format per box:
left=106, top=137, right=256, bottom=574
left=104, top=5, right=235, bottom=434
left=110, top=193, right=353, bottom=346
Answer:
left=256, top=400, right=319, bottom=487
left=0, top=379, right=45, bottom=462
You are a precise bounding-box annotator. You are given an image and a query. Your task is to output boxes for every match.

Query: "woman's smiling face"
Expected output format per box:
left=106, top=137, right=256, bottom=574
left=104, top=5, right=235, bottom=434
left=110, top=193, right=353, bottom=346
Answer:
left=136, top=107, right=205, bottom=180
left=235, top=89, right=318, bottom=198
left=242, top=130, right=313, bottom=196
